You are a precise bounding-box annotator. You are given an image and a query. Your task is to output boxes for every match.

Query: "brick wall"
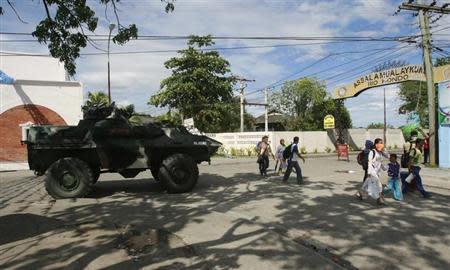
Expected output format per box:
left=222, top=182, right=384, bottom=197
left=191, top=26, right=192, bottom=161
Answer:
left=0, top=105, right=66, bottom=162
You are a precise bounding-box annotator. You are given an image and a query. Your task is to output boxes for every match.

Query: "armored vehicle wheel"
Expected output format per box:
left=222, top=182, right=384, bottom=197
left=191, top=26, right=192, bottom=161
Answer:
left=44, top=157, right=94, bottom=199
left=150, top=166, right=160, bottom=181
left=92, top=168, right=101, bottom=184
left=158, top=154, right=199, bottom=193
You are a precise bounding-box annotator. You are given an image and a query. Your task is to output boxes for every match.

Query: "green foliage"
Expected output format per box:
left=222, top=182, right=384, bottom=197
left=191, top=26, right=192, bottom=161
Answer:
left=398, top=81, right=428, bottom=127
left=215, top=145, right=227, bottom=157
left=271, top=78, right=352, bottom=131
left=313, top=148, right=318, bottom=154
left=367, top=122, right=394, bottom=129
left=435, top=56, right=450, bottom=67
left=84, top=91, right=108, bottom=107
left=149, top=35, right=238, bottom=133
left=400, top=123, right=424, bottom=141
left=3, top=0, right=175, bottom=75
left=324, top=146, right=332, bottom=153
left=116, top=104, right=135, bottom=119
left=154, top=111, right=182, bottom=125
left=300, top=146, right=307, bottom=154
left=398, top=56, right=450, bottom=127
left=226, top=146, right=258, bottom=157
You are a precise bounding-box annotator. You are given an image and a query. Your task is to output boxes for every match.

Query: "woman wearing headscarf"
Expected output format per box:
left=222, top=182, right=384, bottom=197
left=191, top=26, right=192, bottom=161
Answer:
left=357, top=138, right=387, bottom=205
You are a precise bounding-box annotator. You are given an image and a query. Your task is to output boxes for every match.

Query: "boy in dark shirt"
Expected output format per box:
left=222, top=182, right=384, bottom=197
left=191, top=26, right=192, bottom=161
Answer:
left=383, top=154, right=402, bottom=201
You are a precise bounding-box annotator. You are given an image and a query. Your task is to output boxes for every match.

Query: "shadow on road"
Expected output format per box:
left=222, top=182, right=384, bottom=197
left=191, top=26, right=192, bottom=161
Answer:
left=1, top=170, right=450, bottom=269
left=0, top=214, right=62, bottom=246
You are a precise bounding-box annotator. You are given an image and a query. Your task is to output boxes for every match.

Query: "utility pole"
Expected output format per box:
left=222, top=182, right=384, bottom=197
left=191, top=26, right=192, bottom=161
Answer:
left=399, top=0, right=450, bottom=166
left=383, top=87, right=387, bottom=145
left=107, top=23, right=116, bottom=104
left=235, top=77, right=255, bottom=132
left=240, top=84, right=244, bottom=133
left=264, top=88, right=269, bottom=132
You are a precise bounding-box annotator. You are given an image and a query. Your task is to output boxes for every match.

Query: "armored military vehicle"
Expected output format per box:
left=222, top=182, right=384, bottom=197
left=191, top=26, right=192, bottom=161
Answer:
left=24, top=103, right=221, bottom=199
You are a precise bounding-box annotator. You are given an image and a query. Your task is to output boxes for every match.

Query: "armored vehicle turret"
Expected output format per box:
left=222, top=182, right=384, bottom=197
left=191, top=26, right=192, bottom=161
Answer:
left=24, top=103, right=221, bottom=199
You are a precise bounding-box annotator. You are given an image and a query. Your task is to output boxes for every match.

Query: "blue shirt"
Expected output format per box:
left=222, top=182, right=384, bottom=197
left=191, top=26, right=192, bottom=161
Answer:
left=290, top=144, right=299, bottom=162
left=388, top=162, right=400, bottom=178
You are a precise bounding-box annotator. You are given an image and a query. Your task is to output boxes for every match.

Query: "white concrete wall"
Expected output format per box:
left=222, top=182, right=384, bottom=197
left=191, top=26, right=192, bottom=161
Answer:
left=207, top=131, right=335, bottom=154
left=347, top=129, right=406, bottom=150
left=0, top=80, right=83, bottom=125
left=0, top=54, right=66, bottom=81
left=0, top=54, right=82, bottom=125
left=208, top=129, right=406, bottom=155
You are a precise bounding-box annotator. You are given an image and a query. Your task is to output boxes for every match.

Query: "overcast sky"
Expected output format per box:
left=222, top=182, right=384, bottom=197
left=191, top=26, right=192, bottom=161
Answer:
left=1, top=0, right=449, bottom=128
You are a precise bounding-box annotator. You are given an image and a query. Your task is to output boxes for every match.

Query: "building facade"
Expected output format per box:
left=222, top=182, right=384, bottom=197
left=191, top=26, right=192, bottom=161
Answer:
left=0, top=54, right=83, bottom=170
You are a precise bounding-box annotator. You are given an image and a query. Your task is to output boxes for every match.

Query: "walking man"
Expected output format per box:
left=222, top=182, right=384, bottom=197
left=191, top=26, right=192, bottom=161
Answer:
left=257, top=136, right=275, bottom=176
left=283, top=136, right=305, bottom=184
left=402, top=138, right=431, bottom=198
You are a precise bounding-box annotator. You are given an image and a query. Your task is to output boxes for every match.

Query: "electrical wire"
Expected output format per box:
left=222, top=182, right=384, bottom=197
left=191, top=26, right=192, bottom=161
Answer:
left=0, top=31, right=421, bottom=41
left=0, top=41, right=360, bottom=56
left=245, top=45, right=413, bottom=96
left=322, top=46, right=413, bottom=83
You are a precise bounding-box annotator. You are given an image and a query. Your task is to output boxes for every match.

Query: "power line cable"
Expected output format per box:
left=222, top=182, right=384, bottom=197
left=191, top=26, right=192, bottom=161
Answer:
left=0, top=31, right=421, bottom=41
left=246, top=45, right=411, bottom=96
left=431, top=25, right=450, bottom=34
left=323, top=47, right=415, bottom=86
left=322, top=46, right=413, bottom=82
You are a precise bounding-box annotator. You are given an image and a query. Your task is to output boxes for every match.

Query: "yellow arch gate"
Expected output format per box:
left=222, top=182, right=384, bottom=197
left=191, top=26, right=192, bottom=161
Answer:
left=333, top=64, right=450, bottom=99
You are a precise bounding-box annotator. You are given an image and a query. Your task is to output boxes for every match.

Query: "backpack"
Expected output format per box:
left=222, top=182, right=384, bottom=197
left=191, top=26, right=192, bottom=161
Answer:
left=401, top=143, right=413, bottom=168
left=357, top=150, right=365, bottom=166
left=283, top=144, right=293, bottom=160
left=401, top=146, right=416, bottom=168
left=255, top=142, right=262, bottom=154
left=357, top=150, right=375, bottom=170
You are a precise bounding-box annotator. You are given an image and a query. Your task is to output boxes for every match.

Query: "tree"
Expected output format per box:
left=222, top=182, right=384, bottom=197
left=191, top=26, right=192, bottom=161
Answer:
left=149, top=35, right=237, bottom=133
left=398, top=56, right=450, bottom=127
left=1, top=0, right=175, bottom=75
left=84, top=91, right=137, bottom=120
left=116, top=104, right=135, bottom=119
left=367, top=122, right=394, bottom=129
left=271, top=77, right=352, bottom=131
left=435, top=56, right=450, bottom=67
left=84, top=91, right=108, bottom=107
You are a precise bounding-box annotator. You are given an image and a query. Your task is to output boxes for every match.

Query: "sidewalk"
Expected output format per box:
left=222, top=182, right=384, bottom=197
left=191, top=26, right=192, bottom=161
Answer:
left=0, top=162, right=28, bottom=172
left=420, top=167, right=450, bottom=190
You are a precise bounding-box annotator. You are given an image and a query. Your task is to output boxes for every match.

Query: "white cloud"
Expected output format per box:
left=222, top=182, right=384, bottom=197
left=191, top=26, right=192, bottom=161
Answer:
left=1, top=0, right=428, bottom=127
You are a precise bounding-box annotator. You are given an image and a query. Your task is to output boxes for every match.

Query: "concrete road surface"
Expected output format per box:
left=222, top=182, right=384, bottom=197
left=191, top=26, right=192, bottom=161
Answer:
left=1, top=156, right=449, bottom=270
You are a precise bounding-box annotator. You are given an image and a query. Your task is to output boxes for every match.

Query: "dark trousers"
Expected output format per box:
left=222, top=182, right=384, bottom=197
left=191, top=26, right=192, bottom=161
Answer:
left=258, top=155, right=269, bottom=175
left=283, top=160, right=303, bottom=183
left=424, top=149, right=430, bottom=164
left=401, top=166, right=428, bottom=197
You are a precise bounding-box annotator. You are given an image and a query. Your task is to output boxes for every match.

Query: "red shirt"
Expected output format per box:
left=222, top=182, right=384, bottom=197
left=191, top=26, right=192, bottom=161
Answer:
left=424, top=138, right=429, bottom=150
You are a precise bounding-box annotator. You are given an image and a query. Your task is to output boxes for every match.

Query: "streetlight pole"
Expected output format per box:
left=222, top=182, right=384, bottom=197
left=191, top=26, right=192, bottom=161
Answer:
left=383, top=87, right=387, bottom=145
left=107, top=23, right=116, bottom=105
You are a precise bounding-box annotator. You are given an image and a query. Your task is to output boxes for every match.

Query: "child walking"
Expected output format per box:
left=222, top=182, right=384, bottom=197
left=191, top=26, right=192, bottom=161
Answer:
left=383, top=154, right=402, bottom=201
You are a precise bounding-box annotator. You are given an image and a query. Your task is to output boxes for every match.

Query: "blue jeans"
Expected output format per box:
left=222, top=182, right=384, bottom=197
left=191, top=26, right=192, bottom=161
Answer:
left=401, top=166, right=428, bottom=197
left=283, top=160, right=303, bottom=183
left=384, top=177, right=402, bottom=200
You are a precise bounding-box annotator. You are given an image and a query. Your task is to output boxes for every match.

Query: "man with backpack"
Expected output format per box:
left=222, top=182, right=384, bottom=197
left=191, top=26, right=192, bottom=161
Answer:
left=282, top=136, right=305, bottom=184
left=402, top=139, right=431, bottom=198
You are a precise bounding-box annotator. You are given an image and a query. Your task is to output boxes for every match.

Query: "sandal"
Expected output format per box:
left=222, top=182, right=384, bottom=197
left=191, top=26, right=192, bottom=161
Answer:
left=355, top=192, right=363, bottom=201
